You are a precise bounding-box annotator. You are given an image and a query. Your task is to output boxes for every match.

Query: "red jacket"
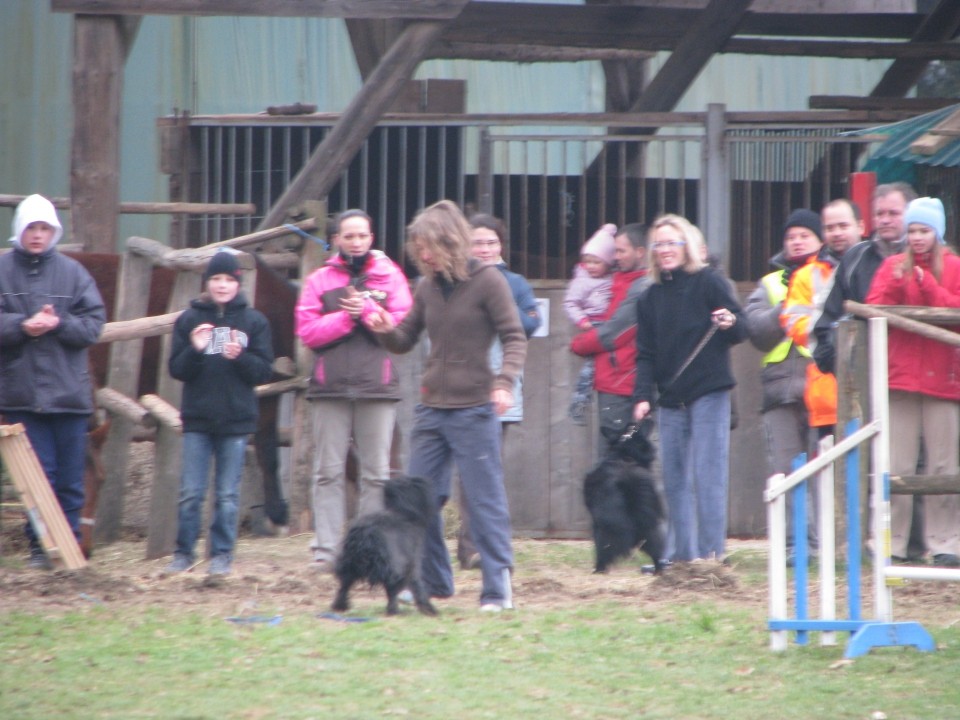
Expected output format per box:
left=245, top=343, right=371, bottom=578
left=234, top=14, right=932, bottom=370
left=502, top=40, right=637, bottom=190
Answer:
left=570, top=268, right=648, bottom=397
left=866, top=251, right=960, bottom=401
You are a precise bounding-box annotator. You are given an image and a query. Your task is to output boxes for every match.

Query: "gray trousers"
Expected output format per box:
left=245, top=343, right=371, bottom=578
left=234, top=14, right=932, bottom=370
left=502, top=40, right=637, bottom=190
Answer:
left=309, top=399, right=397, bottom=562
left=409, top=403, right=514, bottom=606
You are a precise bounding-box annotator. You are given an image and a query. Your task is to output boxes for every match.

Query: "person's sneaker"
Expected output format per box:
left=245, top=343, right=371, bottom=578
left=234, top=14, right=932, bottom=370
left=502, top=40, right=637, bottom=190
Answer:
left=460, top=553, right=482, bottom=571
left=164, top=554, right=192, bottom=574
left=397, top=589, right=414, bottom=605
left=479, top=603, right=503, bottom=613
left=28, top=548, right=52, bottom=571
left=208, top=554, right=233, bottom=576
left=568, top=398, right=588, bottom=425
left=934, top=553, right=960, bottom=568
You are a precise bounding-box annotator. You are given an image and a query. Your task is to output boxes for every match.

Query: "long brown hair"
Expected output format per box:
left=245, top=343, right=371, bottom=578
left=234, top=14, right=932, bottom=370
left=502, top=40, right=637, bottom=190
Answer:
left=902, top=236, right=946, bottom=282
left=406, top=200, right=472, bottom=282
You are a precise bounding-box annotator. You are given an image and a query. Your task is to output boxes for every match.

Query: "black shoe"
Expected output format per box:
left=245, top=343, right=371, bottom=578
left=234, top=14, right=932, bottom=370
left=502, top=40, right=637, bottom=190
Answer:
left=28, top=548, right=52, bottom=571
left=934, top=553, right=960, bottom=568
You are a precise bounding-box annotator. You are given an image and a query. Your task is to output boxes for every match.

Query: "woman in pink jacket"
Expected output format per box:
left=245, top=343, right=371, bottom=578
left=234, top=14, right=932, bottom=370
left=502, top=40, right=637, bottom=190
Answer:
left=867, top=197, right=960, bottom=567
left=295, top=209, right=413, bottom=568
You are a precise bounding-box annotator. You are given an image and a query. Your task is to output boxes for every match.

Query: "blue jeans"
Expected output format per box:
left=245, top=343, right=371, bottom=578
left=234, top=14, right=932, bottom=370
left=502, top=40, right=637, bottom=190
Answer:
left=175, top=432, right=247, bottom=560
left=408, top=404, right=514, bottom=605
left=658, top=390, right=731, bottom=562
left=7, top=412, right=88, bottom=549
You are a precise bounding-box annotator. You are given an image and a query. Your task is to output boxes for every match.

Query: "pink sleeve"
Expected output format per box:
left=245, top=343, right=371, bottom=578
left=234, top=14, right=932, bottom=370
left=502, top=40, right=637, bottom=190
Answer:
left=294, top=270, right=355, bottom=349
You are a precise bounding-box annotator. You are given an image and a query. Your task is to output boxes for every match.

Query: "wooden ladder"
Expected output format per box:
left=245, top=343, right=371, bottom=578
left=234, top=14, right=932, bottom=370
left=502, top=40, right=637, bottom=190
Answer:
left=0, top=424, right=87, bottom=570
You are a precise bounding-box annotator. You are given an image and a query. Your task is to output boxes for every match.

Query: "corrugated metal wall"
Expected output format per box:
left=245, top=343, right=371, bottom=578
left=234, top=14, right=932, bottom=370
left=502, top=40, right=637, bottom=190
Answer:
left=2, top=0, right=896, bottom=248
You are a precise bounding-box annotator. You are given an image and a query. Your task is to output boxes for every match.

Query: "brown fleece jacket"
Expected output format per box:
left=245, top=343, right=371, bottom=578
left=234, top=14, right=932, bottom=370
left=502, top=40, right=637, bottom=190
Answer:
left=378, top=259, right=527, bottom=409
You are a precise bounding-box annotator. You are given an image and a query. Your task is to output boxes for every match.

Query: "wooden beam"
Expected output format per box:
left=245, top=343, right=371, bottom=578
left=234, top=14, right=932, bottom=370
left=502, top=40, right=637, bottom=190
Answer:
left=871, top=0, right=960, bottom=99
left=0, top=195, right=255, bottom=215
left=724, top=38, right=960, bottom=61
left=71, top=15, right=125, bottom=253
left=258, top=20, right=457, bottom=230
left=440, top=3, right=926, bottom=50
left=429, top=41, right=653, bottom=63
left=632, top=0, right=751, bottom=113
left=51, top=0, right=467, bottom=19
left=809, top=96, right=960, bottom=111
left=345, top=19, right=402, bottom=80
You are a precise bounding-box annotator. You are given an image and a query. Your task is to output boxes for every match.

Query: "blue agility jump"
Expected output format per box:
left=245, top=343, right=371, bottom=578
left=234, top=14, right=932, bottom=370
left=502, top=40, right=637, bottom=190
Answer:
left=766, top=318, right=943, bottom=657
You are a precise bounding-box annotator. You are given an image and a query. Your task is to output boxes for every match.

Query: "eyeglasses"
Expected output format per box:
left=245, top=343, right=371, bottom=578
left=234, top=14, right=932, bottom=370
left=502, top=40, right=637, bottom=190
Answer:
left=651, top=240, right=686, bottom=251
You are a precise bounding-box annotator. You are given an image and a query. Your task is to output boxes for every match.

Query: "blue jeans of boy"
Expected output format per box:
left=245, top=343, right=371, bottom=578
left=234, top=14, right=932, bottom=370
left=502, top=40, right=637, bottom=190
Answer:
left=175, top=432, right=247, bottom=561
left=7, top=412, right=88, bottom=549
left=408, top=403, right=514, bottom=606
left=658, top=390, right=730, bottom=562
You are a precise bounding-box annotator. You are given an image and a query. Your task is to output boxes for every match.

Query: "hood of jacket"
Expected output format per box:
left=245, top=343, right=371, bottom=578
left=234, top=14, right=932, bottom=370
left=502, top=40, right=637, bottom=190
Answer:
left=9, top=194, right=63, bottom=250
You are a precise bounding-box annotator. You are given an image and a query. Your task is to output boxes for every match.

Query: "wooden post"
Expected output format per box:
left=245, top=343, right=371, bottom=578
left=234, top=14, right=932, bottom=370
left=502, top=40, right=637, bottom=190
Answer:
left=96, top=250, right=154, bottom=542
left=143, top=270, right=199, bottom=559
left=70, top=15, right=130, bottom=253
left=835, top=318, right=870, bottom=556
left=288, top=202, right=329, bottom=533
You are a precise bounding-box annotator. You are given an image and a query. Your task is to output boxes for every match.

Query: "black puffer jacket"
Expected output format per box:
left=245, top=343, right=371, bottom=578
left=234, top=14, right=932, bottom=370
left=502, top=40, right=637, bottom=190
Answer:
left=0, top=248, right=105, bottom=414
left=169, top=292, right=274, bottom=435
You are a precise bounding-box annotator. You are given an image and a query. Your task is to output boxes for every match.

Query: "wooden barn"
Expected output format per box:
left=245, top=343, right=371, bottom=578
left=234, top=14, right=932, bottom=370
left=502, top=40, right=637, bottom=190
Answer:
left=5, top=0, right=960, bottom=550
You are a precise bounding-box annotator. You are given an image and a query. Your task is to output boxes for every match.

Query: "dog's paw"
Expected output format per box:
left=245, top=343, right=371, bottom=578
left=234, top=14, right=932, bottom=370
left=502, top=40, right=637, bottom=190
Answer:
left=417, top=601, right=438, bottom=617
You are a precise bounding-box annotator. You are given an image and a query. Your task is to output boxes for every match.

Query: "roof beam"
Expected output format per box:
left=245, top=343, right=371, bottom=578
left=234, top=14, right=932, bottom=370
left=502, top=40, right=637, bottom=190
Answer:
left=428, top=41, right=653, bottom=63
left=258, top=19, right=455, bottom=230
left=724, top=38, right=960, bottom=61
left=441, top=3, right=926, bottom=49
left=871, top=0, right=960, bottom=98
left=51, top=0, right=467, bottom=19
left=632, top=0, right=751, bottom=112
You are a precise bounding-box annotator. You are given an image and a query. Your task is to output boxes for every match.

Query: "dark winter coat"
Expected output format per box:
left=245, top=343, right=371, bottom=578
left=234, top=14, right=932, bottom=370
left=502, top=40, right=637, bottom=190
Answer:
left=168, top=292, right=274, bottom=435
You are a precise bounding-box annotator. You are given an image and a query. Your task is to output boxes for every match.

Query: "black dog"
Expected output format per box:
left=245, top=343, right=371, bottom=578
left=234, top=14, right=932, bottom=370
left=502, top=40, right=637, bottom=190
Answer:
left=331, top=475, right=437, bottom=616
left=583, top=424, right=666, bottom=574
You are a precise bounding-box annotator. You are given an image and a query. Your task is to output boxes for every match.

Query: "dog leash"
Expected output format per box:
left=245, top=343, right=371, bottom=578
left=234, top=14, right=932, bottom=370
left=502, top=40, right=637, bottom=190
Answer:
left=648, top=323, right=719, bottom=414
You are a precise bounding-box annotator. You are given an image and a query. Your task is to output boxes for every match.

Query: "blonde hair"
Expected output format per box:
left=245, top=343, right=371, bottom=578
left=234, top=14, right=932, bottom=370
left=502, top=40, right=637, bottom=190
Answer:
left=406, top=200, right=471, bottom=283
left=902, top=237, right=946, bottom=282
left=648, top=214, right=706, bottom=283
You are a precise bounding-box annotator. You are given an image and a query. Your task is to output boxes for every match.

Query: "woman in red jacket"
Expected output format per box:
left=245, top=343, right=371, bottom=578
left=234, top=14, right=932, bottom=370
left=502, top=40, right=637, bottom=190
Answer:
left=867, top=196, right=960, bottom=567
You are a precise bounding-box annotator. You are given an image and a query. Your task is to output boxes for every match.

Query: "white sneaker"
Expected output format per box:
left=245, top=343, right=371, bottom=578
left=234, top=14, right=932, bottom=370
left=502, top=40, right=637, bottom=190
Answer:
left=397, top=589, right=414, bottom=604
left=479, top=603, right=503, bottom=613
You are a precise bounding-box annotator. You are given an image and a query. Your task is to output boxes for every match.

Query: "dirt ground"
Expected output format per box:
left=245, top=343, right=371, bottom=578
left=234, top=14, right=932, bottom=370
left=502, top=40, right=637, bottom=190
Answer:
left=2, top=443, right=959, bottom=626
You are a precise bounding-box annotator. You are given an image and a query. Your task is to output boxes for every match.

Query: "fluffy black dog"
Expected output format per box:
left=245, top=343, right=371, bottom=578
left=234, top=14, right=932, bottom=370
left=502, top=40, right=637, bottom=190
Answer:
left=583, top=424, right=666, bottom=574
left=331, top=475, right=437, bottom=616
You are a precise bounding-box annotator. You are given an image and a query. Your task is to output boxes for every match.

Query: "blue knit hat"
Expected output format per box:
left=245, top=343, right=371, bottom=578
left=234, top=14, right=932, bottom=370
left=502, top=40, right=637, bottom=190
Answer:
left=904, top=197, right=946, bottom=244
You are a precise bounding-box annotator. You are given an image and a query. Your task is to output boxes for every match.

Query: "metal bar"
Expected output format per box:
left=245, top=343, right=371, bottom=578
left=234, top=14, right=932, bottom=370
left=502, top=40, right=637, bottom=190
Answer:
left=418, top=126, right=427, bottom=210
left=540, top=140, right=548, bottom=280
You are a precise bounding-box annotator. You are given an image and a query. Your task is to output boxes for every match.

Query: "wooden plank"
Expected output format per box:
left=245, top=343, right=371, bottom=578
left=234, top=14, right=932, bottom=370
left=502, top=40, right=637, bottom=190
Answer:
left=429, top=41, right=654, bottom=63
left=71, top=15, right=124, bottom=253
left=725, top=38, right=960, bottom=61
left=871, top=0, right=960, bottom=98
left=258, top=19, right=457, bottom=230
left=0, top=424, right=88, bottom=570
left=345, top=19, right=402, bottom=80
left=51, top=0, right=468, bottom=19
left=910, top=107, right=960, bottom=156
left=891, top=475, right=960, bottom=495
left=810, top=96, right=960, bottom=111
left=0, top=195, right=256, bottom=215
left=440, top=3, right=923, bottom=50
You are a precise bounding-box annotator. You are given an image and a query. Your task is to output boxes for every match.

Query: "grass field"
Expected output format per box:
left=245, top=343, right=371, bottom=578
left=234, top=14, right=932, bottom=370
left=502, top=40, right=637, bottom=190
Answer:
left=2, top=536, right=960, bottom=719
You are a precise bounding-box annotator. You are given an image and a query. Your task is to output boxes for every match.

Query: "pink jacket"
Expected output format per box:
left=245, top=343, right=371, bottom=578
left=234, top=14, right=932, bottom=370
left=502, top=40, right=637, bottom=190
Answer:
left=296, top=251, right=412, bottom=399
left=866, top=251, right=960, bottom=401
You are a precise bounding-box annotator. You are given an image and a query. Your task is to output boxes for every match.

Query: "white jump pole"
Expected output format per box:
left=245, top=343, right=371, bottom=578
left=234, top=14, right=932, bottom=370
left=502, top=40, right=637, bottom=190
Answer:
left=868, top=316, right=893, bottom=623
left=817, top=434, right=837, bottom=646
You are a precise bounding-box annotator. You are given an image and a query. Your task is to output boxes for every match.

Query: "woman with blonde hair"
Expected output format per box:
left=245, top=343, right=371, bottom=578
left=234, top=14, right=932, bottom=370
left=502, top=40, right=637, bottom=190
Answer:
left=632, top=214, right=746, bottom=563
left=867, top=197, right=960, bottom=567
left=367, top=200, right=527, bottom=611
